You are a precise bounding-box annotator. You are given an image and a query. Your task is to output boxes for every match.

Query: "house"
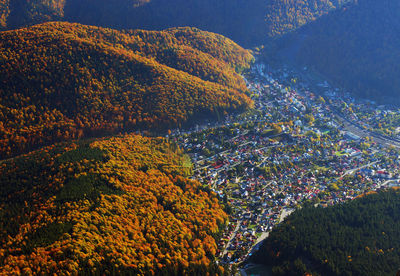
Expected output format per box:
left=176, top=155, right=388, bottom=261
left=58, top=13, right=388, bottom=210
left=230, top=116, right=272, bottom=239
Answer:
left=376, top=170, right=392, bottom=179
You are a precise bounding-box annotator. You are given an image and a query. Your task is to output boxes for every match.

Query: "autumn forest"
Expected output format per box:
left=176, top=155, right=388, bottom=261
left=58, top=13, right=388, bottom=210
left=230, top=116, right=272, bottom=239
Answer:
left=0, top=135, right=228, bottom=275
left=3, top=0, right=398, bottom=275
left=0, top=22, right=253, bottom=159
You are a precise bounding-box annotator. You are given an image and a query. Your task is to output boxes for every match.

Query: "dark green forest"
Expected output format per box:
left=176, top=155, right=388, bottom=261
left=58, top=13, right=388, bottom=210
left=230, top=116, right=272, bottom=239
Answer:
left=250, top=189, right=400, bottom=276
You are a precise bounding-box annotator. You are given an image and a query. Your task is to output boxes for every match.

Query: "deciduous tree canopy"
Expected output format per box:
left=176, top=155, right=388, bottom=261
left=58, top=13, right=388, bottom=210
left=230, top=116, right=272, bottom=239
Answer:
left=0, top=22, right=253, bottom=159
left=0, top=134, right=228, bottom=275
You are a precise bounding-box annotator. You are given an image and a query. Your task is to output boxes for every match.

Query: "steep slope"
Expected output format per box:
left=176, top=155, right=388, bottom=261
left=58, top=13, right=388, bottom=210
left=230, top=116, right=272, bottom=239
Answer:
left=279, top=0, right=400, bottom=103
left=0, top=0, right=9, bottom=28
left=0, top=22, right=253, bottom=159
left=0, top=0, right=354, bottom=46
left=264, top=0, right=353, bottom=37
left=250, top=189, right=400, bottom=275
left=0, top=134, right=228, bottom=275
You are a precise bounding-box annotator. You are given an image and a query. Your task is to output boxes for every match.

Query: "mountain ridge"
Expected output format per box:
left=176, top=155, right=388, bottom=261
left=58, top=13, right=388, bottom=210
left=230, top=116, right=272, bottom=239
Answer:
left=0, top=21, right=253, bottom=159
left=0, top=0, right=354, bottom=46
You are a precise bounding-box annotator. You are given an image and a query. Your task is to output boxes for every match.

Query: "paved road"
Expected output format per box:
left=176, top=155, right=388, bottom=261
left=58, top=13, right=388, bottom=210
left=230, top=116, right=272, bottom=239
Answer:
left=248, top=232, right=270, bottom=257
left=195, top=141, right=284, bottom=172
left=222, top=219, right=243, bottom=257
left=279, top=208, right=295, bottom=223
left=194, top=141, right=255, bottom=172
left=227, top=130, right=249, bottom=142
left=246, top=207, right=294, bottom=258
left=341, top=161, right=379, bottom=178
left=379, top=179, right=400, bottom=188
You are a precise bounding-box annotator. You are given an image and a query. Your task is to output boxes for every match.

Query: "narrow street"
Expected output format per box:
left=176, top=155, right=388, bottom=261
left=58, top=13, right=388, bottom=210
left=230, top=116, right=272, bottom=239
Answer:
left=222, top=219, right=243, bottom=258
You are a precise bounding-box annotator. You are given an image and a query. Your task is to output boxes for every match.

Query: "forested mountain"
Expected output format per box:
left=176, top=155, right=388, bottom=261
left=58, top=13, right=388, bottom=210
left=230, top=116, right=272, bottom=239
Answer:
left=0, top=134, right=228, bottom=275
left=0, top=0, right=353, bottom=46
left=274, top=0, right=400, bottom=103
left=250, top=189, right=400, bottom=275
left=264, top=0, right=353, bottom=37
left=0, top=22, right=253, bottom=159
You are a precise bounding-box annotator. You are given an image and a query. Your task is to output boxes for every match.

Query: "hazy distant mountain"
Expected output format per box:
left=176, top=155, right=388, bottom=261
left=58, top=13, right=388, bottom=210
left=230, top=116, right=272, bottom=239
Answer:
left=0, top=22, right=253, bottom=159
left=274, top=0, right=400, bottom=103
left=0, top=0, right=353, bottom=46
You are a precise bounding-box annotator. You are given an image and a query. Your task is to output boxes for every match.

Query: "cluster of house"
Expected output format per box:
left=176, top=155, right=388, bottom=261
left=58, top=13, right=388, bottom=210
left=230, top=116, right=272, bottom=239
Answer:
left=317, top=77, right=400, bottom=141
left=172, top=62, right=400, bottom=265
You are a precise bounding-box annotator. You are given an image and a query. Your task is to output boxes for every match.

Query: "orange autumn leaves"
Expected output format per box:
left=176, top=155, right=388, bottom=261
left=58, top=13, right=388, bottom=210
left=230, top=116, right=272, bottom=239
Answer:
left=0, top=134, right=227, bottom=275
left=0, top=22, right=253, bottom=159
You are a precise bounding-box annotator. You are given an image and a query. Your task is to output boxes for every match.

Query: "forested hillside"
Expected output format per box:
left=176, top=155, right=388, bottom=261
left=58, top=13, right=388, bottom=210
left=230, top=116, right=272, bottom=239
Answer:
left=0, top=0, right=9, bottom=28
left=0, top=22, right=253, bottom=159
left=0, top=0, right=353, bottom=46
left=281, top=0, right=400, bottom=103
left=250, top=189, right=400, bottom=275
left=264, top=0, right=353, bottom=37
left=0, top=134, right=228, bottom=275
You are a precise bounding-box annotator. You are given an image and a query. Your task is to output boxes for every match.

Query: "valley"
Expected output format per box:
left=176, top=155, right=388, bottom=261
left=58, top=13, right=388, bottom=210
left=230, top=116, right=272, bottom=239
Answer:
left=172, top=61, right=400, bottom=272
left=2, top=1, right=400, bottom=273
left=2, top=44, right=399, bottom=273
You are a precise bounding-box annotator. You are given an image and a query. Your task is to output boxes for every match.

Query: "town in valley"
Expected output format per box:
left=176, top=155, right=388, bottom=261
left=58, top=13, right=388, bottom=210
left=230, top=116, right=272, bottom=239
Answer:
left=170, top=61, right=400, bottom=268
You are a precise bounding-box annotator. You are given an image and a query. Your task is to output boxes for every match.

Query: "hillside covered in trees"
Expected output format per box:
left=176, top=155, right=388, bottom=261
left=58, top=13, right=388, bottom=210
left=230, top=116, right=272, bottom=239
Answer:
left=274, top=0, right=400, bottom=103
left=0, top=0, right=354, bottom=46
left=264, top=0, right=353, bottom=37
left=0, top=134, right=228, bottom=275
left=0, top=22, right=254, bottom=159
left=250, top=189, right=400, bottom=275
